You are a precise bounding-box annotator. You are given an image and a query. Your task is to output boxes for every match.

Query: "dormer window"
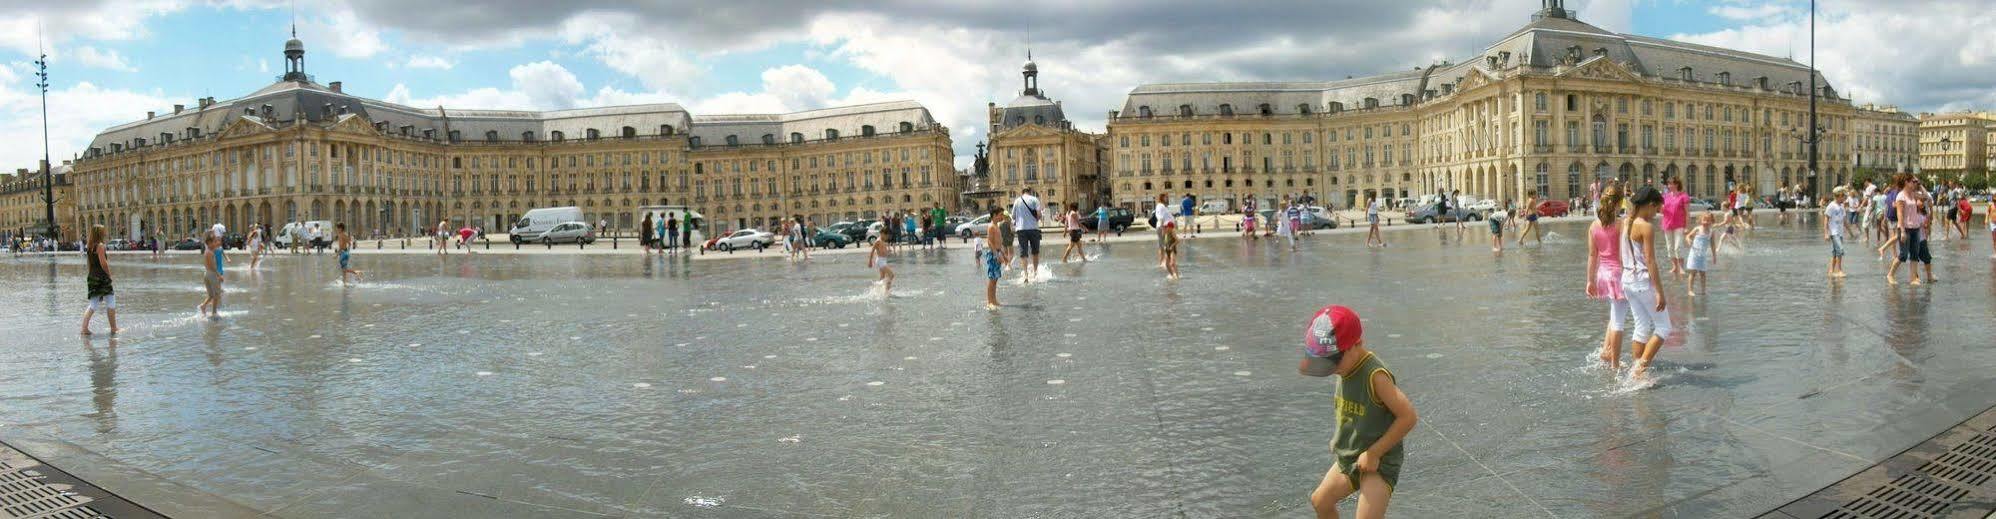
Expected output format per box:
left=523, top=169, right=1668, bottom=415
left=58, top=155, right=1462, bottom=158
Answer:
left=762, top=134, right=775, bottom=145
left=899, top=122, right=914, bottom=133
left=1327, top=102, right=1343, bottom=113
left=1218, top=104, right=1234, bottom=116
left=1178, top=105, right=1193, bottom=117
left=522, top=131, right=536, bottom=142
left=660, top=124, right=675, bottom=136
left=1363, top=98, right=1379, bottom=109
left=1594, top=47, right=1608, bottom=57
left=585, top=128, right=601, bottom=140
left=448, top=130, right=461, bottom=143
left=824, top=128, right=839, bottom=140
left=550, top=130, right=564, bottom=142
left=1755, top=76, right=1769, bottom=90
left=790, top=132, right=804, bottom=144
left=1034, top=115, right=1045, bottom=125
left=1401, top=94, right=1416, bottom=106
left=1138, top=106, right=1153, bottom=118
left=1716, top=72, right=1731, bottom=86
left=1298, top=104, right=1312, bottom=115
left=861, top=125, right=876, bottom=137
left=725, top=135, right=739, bottom=146
left=485, top=130, right=499, bottom=142
left=621, top=126, right=637, bottom=139
left=1679, top=67, right=1693, bottom=81
left=1257, top=103, right=1272, bottom=116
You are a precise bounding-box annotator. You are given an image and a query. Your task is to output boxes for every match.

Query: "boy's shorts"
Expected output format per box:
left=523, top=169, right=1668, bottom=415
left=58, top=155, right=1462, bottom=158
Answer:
left=1829, top=235, right=1845, bottom=258
left=87, top=294, right=116, bottom=311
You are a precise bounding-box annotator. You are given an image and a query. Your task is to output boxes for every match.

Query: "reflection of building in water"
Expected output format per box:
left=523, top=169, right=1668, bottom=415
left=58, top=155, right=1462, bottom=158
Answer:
left=85, top=340, right=119, bottom=434
left=70, top=34, right=959, bottom=240
left=1106, top=0, right=1860, bottom=211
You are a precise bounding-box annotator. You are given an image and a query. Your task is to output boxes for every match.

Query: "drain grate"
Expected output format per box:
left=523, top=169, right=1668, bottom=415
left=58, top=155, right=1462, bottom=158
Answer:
left=0, top=452, right=110, bottom=519
left=1809, top=428, right=1996, bottom=519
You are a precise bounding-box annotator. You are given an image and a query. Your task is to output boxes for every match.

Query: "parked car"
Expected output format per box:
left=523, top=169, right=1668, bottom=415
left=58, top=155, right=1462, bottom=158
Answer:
left=1406, top=204, right=1480, bottom=224
left=107, top=239, right=129, bottom=251
left=713, top=228, right=775, bottom=251
left=955, top=215, right=995, bottom=238
left=942, top=216, right=971, bottom=236
left=810, top=227, right=853, bottom=248
left=171, top=238, right=204, bottom=251
left=1536, top=199, right=1571, bottom=218
left=1685, top=199, right=1716, bottom=212
left=1463, top=198, right=1499, bottom=217
left=1302, top=206, right=1340, bottom=230
left=537, top=221, right=596, bottom=244
left=510, top=206, right=585, bottom=244
left=1080, top=208, right=1134, bottom=232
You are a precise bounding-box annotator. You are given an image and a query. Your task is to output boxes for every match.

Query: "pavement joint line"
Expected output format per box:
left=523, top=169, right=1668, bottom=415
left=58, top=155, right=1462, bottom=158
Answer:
left=1424, top=421, right=1559, bottom=519
left=256, top=463, right=372, bottom=517
left=1700, top=408, right=1869, bottom=463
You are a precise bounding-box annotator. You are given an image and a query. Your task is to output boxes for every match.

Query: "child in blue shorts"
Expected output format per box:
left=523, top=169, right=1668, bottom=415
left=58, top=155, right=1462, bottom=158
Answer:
left=976, top=208, right=1006, bottom=309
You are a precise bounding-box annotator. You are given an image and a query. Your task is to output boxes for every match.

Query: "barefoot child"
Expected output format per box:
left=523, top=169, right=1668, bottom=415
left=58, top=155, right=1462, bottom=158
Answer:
left=1586, top=184, right=1628, bottom=370
left=975, top=208, right=1006, bottom=309
left=1621, top=186, right=1670, bottom=381
left=199, top=227, right=225, bottom=318
left=1824, top=189, right=1849, bottom=278
left=1300, top=305, right=1417, bottom=519
left=79, top=225, right=122, bottom=336
left=336, top=223, right=363, bottom=285
left=868, top=229, right=894, bottom=294
left=246, top=223, right=265, bottom=269
left=1684, top=213, right=1715, bottom=296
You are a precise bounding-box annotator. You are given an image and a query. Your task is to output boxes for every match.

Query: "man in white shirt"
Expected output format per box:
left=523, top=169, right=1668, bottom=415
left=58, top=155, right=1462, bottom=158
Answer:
left=1011, top=188, right=1044, bottom=281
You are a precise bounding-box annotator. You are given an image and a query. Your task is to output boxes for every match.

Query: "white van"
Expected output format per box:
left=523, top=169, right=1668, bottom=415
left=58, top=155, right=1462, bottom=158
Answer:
left=510, top=207, right=583, bottom=244
left=1199, top=199, right=1231, bottom=214
left=276, top=221, right=333, bottom=247
left=635, top=205, right=707, bottom=246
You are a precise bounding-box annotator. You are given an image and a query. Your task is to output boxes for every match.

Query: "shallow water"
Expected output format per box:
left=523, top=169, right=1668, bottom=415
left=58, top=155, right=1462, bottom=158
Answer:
left=2, top=214, right=1994, bottom=517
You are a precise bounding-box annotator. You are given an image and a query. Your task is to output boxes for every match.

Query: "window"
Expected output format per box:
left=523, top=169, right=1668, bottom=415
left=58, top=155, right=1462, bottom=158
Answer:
left=1219, top=104, right=1234, bottom=116
left=1257, top=103, right=1272, bottom=116
left=899, top=122, right=914, bottom=133
left=1139, top=106, right=1153, bottom=118
left=790, top=132, right=804, bottom=144
left=1298, top=104, right=1312, bottom=115
left=1363, top=98, right=1379, bottom=109
left=622, top=126, right=637, bottom=139
left=586, top=129, right=601, bottom=140
left=862, top=125, right=876, bottom=137
left=1535, top=92, right=1547, bottom=112
left=551, top=131, right=565, bottom=142
left=1534, top=120, right=1549, bottom=146
left=824, top=129, right=839, bottom=140
left=1566, top=94, right=1577, bottom=111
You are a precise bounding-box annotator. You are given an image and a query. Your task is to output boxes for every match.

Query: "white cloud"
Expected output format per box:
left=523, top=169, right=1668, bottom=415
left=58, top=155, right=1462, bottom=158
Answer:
left=508, top=61, right=584, bottom=110
left=297, top=5, right=387, bottom=59
left=404, top=55, right=454, bottom=70
left=0, top=75, right=177, bottom=169
left=63, top=46, right=135, bottom=72
left=0, top=0, right=183, bottom=56
left=383, top=82, right=529, bottom=109
left=1669, top=1, right=1996, bottom=111
left=560, top=12, right=705, bottom=92
left=1709, top=3, right=1793, bottom=21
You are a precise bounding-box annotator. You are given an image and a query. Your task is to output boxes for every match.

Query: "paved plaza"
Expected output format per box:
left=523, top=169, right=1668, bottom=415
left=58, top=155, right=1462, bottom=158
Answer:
left=2, top=215, right=1995, bottom=517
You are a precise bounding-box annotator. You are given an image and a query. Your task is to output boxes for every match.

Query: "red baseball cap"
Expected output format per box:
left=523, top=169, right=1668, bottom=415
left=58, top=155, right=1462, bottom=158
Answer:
left=1304, top=305, right=1363, bottom=358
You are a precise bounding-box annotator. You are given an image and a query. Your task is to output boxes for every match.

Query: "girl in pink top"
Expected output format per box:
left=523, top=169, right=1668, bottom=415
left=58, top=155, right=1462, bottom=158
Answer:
left=1586, top=184, right=1631, bottom=369
left=1658, top=178, right=1691, bottom=276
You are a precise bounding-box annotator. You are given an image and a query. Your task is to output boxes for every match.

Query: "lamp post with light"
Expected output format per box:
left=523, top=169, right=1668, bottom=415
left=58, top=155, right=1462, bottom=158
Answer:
left=34, top=46, right=56, bottom=242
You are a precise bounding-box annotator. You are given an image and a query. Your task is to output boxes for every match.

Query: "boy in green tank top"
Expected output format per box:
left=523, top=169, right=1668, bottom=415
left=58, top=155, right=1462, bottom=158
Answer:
left=1299, top=305, right=1418, bottom=519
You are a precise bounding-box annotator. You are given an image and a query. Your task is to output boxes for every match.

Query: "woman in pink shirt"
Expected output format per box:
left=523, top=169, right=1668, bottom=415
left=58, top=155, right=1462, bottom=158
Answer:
left=1658, top=178, right=1691, bottom=277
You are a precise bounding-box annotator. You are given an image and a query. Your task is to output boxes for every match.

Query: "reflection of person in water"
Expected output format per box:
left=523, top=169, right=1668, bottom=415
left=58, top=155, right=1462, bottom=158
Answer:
left=1881, top=289, right=1929, bottom=389
left=83, top=337, right=120, bottom=434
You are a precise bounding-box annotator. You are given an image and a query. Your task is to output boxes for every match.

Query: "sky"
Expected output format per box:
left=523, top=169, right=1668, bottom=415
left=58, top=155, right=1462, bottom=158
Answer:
left=1, top=0, right=1993, bottom=173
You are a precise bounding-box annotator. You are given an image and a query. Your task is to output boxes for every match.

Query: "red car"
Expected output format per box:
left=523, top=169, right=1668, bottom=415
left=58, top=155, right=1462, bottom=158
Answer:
left=1536, top=200, right=1570, bottom=218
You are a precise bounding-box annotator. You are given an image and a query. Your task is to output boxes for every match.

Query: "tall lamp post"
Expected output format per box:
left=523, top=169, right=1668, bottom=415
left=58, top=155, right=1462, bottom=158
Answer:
left=1803, top=0, right=1822, bottom=200
left=34, top=46, right=56, bottom=241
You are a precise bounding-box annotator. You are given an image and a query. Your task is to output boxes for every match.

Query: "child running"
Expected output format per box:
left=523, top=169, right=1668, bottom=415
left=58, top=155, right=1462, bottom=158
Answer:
left=1684, top=213, right=1715, bottom=296
left=1824, top=189, right=1849, bottom=279
left=1299, top=305, right=1418, bottom=519
left=79, top=225, right=122, bottom=336
left=1620, top=186, right=1670, bottom=381
left=1516, top=193, right=1541, bottom=246
left=336, top=223, right=363, bottom=286
left=1585, top=184, right=1629, bottom=371
left=199, top=226, right=226, bottom=319
left=246, top=223, right=265, bottom=270
left=976, top=207, right=1006, bottom=309
left=868, top=228, right=895, bottom=294
left=1060, top=206, right=1086, bottom=263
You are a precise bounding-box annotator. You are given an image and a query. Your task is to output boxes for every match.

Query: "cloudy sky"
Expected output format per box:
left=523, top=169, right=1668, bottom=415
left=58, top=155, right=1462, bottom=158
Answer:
left=0, top=0, right=1992, bottom=172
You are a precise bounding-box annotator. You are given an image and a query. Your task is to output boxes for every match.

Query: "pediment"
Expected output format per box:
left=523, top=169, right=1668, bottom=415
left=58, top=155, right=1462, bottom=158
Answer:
left=1559, top=56, right=1642, bottom=82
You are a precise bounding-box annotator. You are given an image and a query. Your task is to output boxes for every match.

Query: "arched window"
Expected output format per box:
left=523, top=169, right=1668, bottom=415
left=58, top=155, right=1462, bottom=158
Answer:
left=1139, top=106, right=1153, bottom=118
left=824, top=128, right=840, bottom=140
left=1178, top=105, right=1193, bottom=117
left=899, top=122, right=913, bottom=133
left=1534, top=162, right=1550, bottom=196
left=485, top=130, right=499, bottom=142
left=725, top=135, right=739, bottom=146
left=1218, top=104, right=1234, bottom=116
left=1257, top=103, right=1272, bottom=116
left=550, top=131, right=565, bottom=142
left=861, top=125, right=876, bottom=137
left=522, top=131, right=536, bottom=142
left=586, top=129, right=601, bottom=140
left=790, top=132, right=804, bottom=144
left=621, top=126, right=637, bottom=139
left=1034, top=115, right=1045, bottom=125
left=761, top=134, right=775, bottom=145
left=1328, top=102, right=1344, bottom=113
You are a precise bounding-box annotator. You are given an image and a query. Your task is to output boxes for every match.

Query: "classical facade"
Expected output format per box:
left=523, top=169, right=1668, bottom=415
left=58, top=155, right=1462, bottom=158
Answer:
left=1851, top=104, right=1917, bottom=175
left=70, top=36, right=957, bottom=240
left=0, top=162, right=76, bottom=241
left=979, top=56, right=1108, bottom=213
left=1105, top=1, right=1856, bottom=211
left=1916, top=111, right=1996, bottom=181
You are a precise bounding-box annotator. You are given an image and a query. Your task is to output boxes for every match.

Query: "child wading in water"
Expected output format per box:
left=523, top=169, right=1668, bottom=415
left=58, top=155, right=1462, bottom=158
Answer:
left=1299, top=305, right=1417, bottom=519
left=1620, top=186, right=1670, bottom=381
left=336, top=223, right=363, bottom=286
left=79, top=225, right=122, bottom=336
left=198, top=225, right=227, bottom=319
left=1824, top=189, right=1850, bottom=279
left=975, top=207, right=1006, bottom=309
left=1684, top=213, right=1716, bottom=296
left=1585, top=184, right=1628, bottom=370
left=868, top=229, right=895, bottom=294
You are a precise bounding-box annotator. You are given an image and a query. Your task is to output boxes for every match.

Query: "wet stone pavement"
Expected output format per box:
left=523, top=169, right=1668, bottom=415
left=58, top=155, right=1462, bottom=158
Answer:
left=2, top=214, right=1994, bottom=518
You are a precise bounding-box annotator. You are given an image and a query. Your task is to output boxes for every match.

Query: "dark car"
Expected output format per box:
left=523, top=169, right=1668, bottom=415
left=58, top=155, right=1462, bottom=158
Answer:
left=828, top=221, right=868, bottom=242
left=1081, top=208, right=1135, bottom=232
left=1405, top=204, right=1479, bottom=224
left=810, top=227, right=853, bottom=248
left=171, top=238, right=204, bottom=251
left=223, top=232, right=246, bottom=249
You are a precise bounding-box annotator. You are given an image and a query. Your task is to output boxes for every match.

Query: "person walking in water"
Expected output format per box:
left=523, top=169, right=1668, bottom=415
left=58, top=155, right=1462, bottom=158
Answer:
left=664, top=213, right=679, bottom=255
left=434, top=219, right=450, bottom=256
left=1684, top=212, right=1716, bottom=296
left=1012, top=188, right=1045, bottom=282
left=1824, top=189, right=1850, bottom=279
left=1888, top=176, right=1933, bottom=285
left=1242, top=196, right=1260, bottom=239
left=867, top=226, right=894, bottom=294
left=199, top=226, right=226, bottom=319
left=1060, top=205, right=1087, bottom=263
left=1366, top=195, right=1387, bottom=248
left=1620, top=186, right=1670, bottom=381
left=246, top=223, right=265, bottom=270
left=1299, top=305, right=1418, bottom=519
left=1094, top=203, right=1111, bottom=242
left=1586, top=184, right=1628, bottom=371
left=1154, top=193, right=1181, bottom=279
left=336, top=223, right=363, bottom=286
left=976, top=207, right=1006, bottom=309
left=79, top=225, right=122, bottom=336
left=1659, top=178, right=1690, bottom=276
left=640, top=213, right=655, bottom=254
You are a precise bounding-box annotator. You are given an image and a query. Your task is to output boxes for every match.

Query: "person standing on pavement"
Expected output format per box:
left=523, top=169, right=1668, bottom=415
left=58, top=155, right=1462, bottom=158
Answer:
left=665, top=213, right=679, bottom=254
left=931, top=203, right=948, bottom=249
left=1179, top=192, right=1198, bottom=238
left=1012, top=188, right=1045, bottom=282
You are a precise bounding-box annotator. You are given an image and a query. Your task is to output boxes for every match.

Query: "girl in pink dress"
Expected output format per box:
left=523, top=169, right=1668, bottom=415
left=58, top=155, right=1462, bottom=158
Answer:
left=1586, top=184, right=1630, bottom=369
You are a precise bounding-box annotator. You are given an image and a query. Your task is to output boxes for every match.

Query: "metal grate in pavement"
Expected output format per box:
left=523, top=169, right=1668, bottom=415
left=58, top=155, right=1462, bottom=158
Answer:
left=1764, top=408, right=1996, bottom=519
left=0, top=441, right=162, bottom=519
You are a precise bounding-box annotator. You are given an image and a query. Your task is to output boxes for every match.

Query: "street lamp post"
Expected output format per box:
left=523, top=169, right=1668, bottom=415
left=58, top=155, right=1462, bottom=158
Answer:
left=34, top=47, right=55, bottom=242
left=1804, top=0, right=1821, bottom=200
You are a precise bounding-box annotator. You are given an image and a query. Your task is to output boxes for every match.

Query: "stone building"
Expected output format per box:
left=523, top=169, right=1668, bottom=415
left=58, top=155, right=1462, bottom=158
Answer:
left=69, top=35, right=957, bottom=240
left=1916, top=111, right=1996, bottom=182
left=1851, top=104, right=1917, bottom=175
left=980, top=55, right=1109, bottom=214
left=0, top=162, right=76, bottom=242
left=1105, top=0, right=1856, bottom=211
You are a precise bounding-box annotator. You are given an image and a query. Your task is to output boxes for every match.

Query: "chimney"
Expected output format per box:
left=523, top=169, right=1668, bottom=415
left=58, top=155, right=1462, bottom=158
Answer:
left=146, top=111, right=155, bottom=120
left=173, top=104, right=184, bottom=114
left=15, top=169, right=25, bottom=175
left=330, top=81, right=343, bottom=93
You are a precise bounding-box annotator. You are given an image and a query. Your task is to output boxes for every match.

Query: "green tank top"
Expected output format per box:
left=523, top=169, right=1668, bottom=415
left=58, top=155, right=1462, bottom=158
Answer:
left=1334, top=352, right=1404, bottom=491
